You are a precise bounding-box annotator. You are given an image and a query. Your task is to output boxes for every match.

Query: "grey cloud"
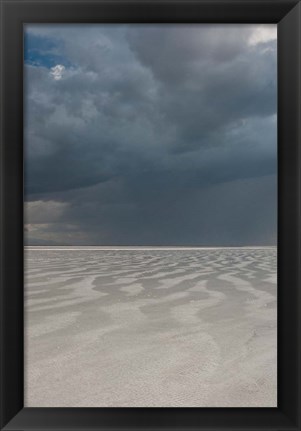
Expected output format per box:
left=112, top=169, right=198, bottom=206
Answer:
left=127, top=26, right=276, bottom=151
left=26, top=174, right=276, bottom=246
left=24, top=24, right=277, bottom=245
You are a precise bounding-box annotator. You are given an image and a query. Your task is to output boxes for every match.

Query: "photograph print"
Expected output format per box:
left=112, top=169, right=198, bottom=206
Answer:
left=24, top=24, right=277, bottom=407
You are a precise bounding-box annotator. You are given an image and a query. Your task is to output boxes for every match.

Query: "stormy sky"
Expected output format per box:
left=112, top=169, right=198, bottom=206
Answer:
left=24, top=24, right=277, bottom=246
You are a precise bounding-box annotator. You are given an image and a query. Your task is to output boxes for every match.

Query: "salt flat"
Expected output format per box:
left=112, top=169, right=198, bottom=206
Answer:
left=24, top=247, right=277, bottom=407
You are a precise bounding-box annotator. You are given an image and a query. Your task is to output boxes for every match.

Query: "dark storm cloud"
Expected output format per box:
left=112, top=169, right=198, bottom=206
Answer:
left=24, top=24, right=277, bottom=245
left=127, top=26, right=276, bottom=151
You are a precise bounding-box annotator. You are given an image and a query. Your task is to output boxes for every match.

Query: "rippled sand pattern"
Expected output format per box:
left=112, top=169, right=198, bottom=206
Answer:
left=24, top=247, right=277, bottom=407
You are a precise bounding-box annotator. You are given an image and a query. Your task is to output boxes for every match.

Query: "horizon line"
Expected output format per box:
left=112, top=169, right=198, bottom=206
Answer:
left=25, top=245, right=277, bottom=250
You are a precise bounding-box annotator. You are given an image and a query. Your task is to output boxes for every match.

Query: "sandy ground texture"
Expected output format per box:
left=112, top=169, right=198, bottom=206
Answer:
left=24, top=247, right=277, bottom=407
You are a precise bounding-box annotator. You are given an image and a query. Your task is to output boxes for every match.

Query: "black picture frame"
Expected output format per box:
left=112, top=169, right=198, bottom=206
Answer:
left=0, top=0, right=300, bottom=430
